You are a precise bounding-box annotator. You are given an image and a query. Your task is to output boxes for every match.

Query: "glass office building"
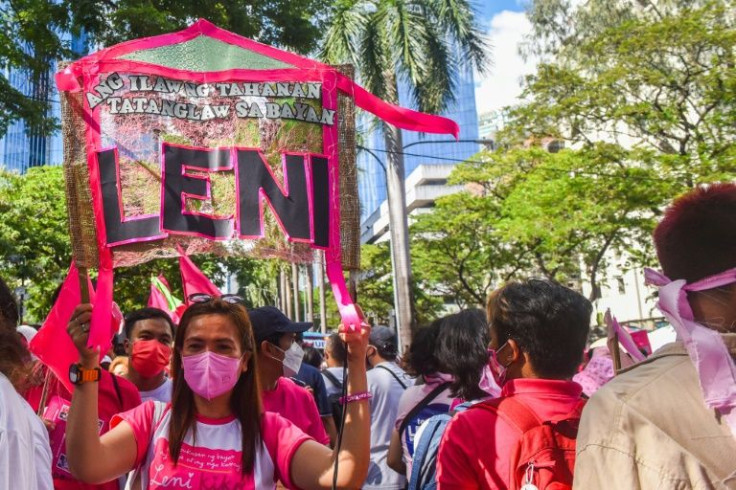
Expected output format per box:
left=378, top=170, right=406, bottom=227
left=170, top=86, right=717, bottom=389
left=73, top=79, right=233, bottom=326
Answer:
left=357, top=63, right=480, bottom=222
left=0, top=32, right=87, bottom=173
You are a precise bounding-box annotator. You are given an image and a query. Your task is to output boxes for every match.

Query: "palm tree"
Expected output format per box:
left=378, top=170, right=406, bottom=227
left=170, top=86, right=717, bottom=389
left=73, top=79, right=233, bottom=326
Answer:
left=321, top=0, right=489, bottom=347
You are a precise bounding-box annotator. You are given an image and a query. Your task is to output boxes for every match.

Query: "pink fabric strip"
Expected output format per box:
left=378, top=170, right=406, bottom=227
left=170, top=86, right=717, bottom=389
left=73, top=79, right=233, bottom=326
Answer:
left=605, top=309, right=646, bottom=362
left=335, top=75, right=460, bottom=138
left=57, top=59, right=459, bottom=138
left=645, top=267, right=736, bottom=437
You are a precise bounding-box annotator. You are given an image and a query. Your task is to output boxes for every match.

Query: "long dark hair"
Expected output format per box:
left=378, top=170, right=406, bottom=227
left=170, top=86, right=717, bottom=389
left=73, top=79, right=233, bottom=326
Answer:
left=402, top=319, right=442, bottom=378
left=435, top=309, right=489, bottom=400
left=169, top=299, right=262, bottom=474
left=0, top=330, right=31, bottom=391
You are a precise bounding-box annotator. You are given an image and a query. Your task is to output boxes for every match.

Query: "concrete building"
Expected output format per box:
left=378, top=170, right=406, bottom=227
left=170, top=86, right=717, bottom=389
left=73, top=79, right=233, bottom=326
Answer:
left=361, top=164, right=463, bottom=244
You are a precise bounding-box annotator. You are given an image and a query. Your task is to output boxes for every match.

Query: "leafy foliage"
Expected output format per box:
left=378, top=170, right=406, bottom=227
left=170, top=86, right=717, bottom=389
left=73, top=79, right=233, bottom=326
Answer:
left=0, top=167, right=71, bottom=321
left=356, top=243, right=443, bottom=326
left=320, top=0, right=489, bottom=112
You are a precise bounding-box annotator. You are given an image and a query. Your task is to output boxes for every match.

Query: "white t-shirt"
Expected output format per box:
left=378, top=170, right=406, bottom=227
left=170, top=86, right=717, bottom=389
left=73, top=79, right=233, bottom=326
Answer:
left=0, top=372, right=53, bottom=490
left=321, top=366, right=345, bottom=397
left=139, top=377, right=173, bottom=403
left=365, top=362, right=412, bottom=489
left=112, top=400, right=312, bottom=489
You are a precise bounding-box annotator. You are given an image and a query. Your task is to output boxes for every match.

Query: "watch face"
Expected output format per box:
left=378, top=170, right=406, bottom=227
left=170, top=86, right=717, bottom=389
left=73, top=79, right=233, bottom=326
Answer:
left=69, top=365, right=80, bottom=384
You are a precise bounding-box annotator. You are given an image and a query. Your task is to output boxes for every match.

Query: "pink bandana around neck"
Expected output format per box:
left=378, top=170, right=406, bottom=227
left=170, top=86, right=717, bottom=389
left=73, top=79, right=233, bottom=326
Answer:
left=645, top=267, right=736, bottom=437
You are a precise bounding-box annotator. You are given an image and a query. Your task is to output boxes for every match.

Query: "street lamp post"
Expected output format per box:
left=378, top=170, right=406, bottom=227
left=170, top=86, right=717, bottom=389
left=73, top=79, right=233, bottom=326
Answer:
left=357, top=138, right=494, bottom=349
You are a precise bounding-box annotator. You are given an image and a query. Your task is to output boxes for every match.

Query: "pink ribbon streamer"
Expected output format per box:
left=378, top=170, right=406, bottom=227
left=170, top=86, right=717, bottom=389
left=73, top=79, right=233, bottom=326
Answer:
left=645, top=267, right=736, bottom=437
left=605, top=309, right=646, bottom=362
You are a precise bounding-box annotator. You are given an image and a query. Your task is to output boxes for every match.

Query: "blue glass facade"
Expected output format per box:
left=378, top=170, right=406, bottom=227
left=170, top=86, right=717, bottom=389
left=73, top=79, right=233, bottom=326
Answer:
left=0, top=31, right=87, bottom=173
left=357, top=63, right=479, bottom=221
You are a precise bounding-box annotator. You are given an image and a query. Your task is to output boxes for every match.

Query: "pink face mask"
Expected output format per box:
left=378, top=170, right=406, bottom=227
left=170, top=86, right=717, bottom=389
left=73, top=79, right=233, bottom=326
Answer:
left=182, top=351, right=242, bottom=400
left=478, top=342, right=510, bottom=397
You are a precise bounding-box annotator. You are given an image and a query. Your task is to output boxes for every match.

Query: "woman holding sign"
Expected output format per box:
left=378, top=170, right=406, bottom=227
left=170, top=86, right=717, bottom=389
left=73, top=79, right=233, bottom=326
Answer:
left=64, top=297, right=371, bottom=489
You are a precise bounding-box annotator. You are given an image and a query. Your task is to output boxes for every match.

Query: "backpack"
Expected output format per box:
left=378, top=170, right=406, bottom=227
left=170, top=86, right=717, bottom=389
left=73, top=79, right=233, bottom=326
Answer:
left=408, top=401, right=474, bottom=490
left=322, top=369, right=344, bottom=428
left=475, top=396, right=586, bottom=490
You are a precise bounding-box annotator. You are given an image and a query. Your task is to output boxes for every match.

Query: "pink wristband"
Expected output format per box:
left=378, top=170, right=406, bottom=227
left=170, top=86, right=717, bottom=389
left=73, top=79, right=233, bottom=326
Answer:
left=340, top=391, right=372, bottom=405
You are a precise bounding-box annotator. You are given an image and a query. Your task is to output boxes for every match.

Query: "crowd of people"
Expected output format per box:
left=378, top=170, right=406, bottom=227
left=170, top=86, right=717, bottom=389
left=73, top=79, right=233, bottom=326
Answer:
left=1, top=182, right=736, bottom=489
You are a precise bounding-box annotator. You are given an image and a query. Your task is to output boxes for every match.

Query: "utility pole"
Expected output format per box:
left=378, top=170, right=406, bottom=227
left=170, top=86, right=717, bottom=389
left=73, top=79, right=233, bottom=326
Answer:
left=318, top=252, right=327, bottom=333
left=306, top=263, right=314, bottom=323
left=382, top=122, right=416, bottom=349
left=291, top=263, right=300, bottom=322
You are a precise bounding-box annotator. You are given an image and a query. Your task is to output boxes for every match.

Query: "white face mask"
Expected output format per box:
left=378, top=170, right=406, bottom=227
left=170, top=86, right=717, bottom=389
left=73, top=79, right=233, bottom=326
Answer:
left=272, top=342, right=305, bottom=377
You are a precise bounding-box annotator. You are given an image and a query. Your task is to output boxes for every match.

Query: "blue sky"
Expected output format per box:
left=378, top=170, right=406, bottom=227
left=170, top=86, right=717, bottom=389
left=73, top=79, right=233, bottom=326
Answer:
left=473, top=0, right=537, bottom=116
left=478, top=0, right=525, bottom=21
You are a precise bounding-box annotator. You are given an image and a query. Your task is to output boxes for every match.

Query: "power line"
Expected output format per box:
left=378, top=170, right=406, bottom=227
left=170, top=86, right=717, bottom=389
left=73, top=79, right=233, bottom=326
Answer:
left=359, top=147, right=699, bottom=183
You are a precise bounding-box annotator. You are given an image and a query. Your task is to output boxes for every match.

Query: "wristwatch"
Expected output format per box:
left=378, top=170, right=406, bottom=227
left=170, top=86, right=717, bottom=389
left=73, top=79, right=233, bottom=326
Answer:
left=69, top=363, right=101, bottom=385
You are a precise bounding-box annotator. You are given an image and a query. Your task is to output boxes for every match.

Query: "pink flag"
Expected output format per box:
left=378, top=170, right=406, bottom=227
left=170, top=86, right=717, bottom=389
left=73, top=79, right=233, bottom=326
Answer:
left=30, top=262, right=94, bottom=393
left=148, top=275, right=183, bottom=323
left=178, top=247, right=220, bottom=302
left=148, top=281, right=170, bottom=311
left=605, top=310, right=646, bottom=362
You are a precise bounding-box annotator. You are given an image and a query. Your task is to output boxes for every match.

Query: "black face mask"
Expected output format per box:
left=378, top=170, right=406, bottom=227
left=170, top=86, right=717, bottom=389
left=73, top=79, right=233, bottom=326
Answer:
left=366, top=345, right=377, bottom=369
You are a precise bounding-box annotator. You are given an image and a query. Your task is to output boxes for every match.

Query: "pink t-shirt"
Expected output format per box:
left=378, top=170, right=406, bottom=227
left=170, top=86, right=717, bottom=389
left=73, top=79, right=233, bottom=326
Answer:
left=262, top=377, right=330, bottom=446
left=112, top=401, right=311, bottom=489
left=27, top=369, right=141, bottom=490
left=436, top=378, right=583, bottom=490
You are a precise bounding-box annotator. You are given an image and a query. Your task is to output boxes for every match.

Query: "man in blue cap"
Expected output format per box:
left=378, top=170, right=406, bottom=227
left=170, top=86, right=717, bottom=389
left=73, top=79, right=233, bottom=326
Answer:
left=250, top=306, right=330, bottom=446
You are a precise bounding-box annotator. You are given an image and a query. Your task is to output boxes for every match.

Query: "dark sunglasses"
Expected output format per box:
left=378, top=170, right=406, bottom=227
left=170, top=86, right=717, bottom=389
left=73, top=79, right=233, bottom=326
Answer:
left=188, top=293, right=244, bottom=304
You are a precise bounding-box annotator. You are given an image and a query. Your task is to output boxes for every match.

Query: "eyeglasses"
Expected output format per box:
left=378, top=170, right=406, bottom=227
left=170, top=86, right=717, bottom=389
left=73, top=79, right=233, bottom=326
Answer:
left=188, top=293, right=244, bottom=304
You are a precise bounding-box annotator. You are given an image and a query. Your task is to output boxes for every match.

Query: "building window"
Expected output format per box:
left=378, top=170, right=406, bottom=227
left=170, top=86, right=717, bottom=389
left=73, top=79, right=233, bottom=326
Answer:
left=617, top=276, right=626, bottom=295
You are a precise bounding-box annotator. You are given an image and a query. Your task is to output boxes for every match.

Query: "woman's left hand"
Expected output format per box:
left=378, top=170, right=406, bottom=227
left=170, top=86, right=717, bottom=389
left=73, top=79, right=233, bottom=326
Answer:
left=339, top=306, right=370, bottom=365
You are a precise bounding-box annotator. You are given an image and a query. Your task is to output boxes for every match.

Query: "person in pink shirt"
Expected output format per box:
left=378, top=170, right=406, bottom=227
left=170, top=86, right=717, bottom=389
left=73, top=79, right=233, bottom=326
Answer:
left=437, top=280, right=591, bottom=490
left=63, top=297, right=371, bottom=489
left=250, top=305, right=331, bottom=446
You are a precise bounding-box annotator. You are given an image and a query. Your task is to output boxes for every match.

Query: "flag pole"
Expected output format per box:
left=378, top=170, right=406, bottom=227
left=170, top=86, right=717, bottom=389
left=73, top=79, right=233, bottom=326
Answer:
left=612, top=333, right=622, bottom=374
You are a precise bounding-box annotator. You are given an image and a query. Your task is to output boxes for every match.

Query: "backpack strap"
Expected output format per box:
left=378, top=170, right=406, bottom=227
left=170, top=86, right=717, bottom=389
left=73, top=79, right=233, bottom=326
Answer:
left=322, top=369, right=343, bottom=390
left=376, top=365, right=408, bottom=389
left=475, top=396, right=586, bottom=434
left=408, top=413, right=451, bottom=490
left=474, top=396, right=543, bottom=434
left=398, top=382, right=451, bottom=437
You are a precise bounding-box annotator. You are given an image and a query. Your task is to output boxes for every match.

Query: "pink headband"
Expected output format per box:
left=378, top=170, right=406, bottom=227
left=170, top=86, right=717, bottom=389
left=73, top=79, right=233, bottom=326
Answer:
left=645, top=267, right=736, bottom=437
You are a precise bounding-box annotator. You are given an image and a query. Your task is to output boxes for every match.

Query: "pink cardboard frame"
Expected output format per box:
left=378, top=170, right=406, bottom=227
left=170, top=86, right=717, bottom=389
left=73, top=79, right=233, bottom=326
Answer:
left=57, top=19, right=460, bottom=331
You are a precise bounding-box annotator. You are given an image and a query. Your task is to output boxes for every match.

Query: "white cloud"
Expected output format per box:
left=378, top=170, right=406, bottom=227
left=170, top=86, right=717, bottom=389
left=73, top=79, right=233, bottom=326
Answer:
left=474, top=10, right=538, bottom=116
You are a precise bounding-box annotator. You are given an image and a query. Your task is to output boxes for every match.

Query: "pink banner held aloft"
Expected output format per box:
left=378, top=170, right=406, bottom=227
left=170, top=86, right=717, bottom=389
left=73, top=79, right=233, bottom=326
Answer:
left=30, top=262, right=94, bottom=393
left=54, top=18, right=461, bottom=331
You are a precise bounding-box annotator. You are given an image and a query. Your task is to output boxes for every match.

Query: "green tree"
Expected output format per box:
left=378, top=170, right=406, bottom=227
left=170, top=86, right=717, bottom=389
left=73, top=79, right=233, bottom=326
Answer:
left=355, top=242, right=443, bottom=327
left=0, top=166, right=71, bottom=321
left=510, top=0, right=736, bottom=187
left=411, top=192, right=530, bottom=307
left=320, top=0, right=489, bottom=344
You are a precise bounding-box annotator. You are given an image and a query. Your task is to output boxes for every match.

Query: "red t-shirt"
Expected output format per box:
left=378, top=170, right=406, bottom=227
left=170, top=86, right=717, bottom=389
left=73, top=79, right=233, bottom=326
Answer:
left=261, top=377, right=330, bottom=446
left=25, top=368, right=141, bottom=490
left=112, top=401, right=311, bottom=489
left=436, top=378, right=583, bottom=490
